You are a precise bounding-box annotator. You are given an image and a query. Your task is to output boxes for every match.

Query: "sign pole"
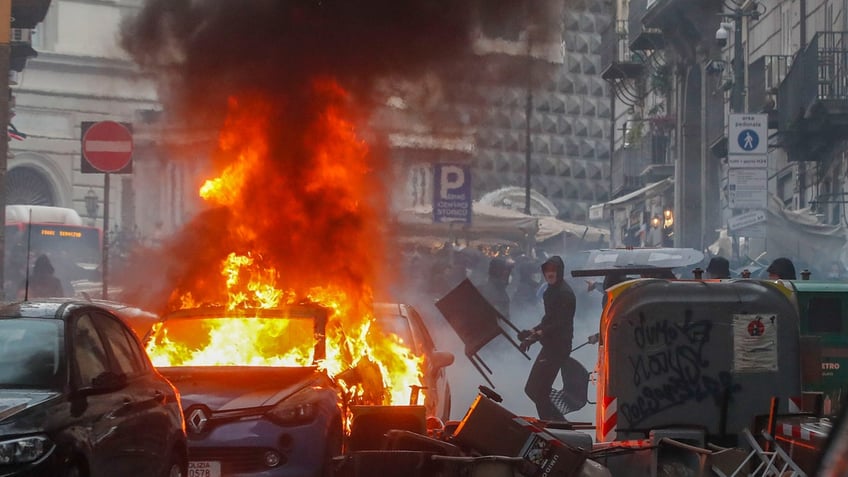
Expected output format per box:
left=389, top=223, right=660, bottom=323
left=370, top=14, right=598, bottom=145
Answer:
left=101, top=173, right=110, bottom=300
left=0, top=0, right=10, bottom=299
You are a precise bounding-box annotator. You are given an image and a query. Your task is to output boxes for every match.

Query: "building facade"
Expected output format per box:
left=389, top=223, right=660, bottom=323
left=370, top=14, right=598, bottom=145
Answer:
left=598, top=0, right=848, bottom=274
left=10, top=0, right=188, bottom=233
left=12, top=0, right=615, bottom=260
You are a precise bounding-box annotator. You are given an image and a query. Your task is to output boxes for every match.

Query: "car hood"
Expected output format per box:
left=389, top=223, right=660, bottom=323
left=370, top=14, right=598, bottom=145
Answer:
left=0, top=390, right=60, bottom=422
left=159, top=366, right=331, bottom=411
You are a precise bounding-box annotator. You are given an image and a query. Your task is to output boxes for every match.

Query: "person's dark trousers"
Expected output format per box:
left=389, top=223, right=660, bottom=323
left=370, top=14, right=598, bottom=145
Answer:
left=525, top=345, right=570, bottom=421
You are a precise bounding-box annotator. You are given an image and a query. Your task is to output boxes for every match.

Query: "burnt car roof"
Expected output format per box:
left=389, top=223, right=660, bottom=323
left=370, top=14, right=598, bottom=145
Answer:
left=0, top=298, right=155, bottom=320
left=162, top=304, right=329, bottom=321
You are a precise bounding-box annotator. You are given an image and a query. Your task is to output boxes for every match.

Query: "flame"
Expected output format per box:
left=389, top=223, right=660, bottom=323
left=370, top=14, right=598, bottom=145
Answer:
left=147, top=81, right=423, bottom=409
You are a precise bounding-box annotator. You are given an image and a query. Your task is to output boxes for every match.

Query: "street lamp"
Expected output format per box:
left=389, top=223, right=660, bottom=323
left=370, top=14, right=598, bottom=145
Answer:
left=84, top=188, right=99, bottom=219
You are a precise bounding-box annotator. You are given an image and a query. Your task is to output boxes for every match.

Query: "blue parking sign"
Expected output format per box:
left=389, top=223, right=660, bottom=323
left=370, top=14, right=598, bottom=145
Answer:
left=433, top=164, right=471, bottom=223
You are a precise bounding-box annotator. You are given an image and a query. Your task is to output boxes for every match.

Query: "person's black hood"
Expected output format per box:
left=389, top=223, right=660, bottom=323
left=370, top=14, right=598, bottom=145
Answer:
left=767, top=257, right=796, bottom=280
left=706, top=256, right=731, bottom=279
left=541, top=256, right=565, bottom=283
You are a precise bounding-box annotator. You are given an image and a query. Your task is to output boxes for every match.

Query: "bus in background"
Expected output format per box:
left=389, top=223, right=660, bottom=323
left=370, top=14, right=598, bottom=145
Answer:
left=5, top=205, right=102, bottom=297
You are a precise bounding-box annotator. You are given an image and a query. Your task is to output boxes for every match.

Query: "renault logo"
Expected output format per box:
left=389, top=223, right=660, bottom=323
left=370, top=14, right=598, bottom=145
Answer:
left=188, top=407, right=209, bottom=434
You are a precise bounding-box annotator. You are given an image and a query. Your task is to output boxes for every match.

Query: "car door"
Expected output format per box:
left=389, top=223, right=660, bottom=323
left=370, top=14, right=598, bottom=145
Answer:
left=69, top=312, right=136, bottom=477
left=405, top=306, right=451, bottom=420
left=92, top=311, right=173, bottom=476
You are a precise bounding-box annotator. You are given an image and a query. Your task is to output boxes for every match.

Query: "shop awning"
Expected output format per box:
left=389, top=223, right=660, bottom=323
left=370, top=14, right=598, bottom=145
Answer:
left=589, top=178, right=674, bottom=221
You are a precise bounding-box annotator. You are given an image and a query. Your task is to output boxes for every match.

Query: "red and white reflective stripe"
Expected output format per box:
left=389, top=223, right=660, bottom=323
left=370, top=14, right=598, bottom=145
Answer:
left=600, top=396, right=617, bottom=442
left=781, top=423, right=811, bottom=441
left=593, top=439, right=652, bottom=451
left=788, top=396, right=802, bottom=413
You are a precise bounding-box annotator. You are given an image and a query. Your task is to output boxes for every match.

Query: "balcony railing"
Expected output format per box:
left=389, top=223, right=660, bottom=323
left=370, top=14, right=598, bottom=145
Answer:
left=601, top=20, right=645, bottom=80
left=748, top=54, right=793, bottom=114
left=779, top=31, right=848, bottom=160
left=611, top=133, right=670, bottom=195
left=628, top=0, right=665, bottom=51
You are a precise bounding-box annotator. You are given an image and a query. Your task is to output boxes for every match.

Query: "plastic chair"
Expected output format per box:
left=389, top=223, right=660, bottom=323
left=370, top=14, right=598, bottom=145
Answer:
left=709, top=428, right=806, bottom=477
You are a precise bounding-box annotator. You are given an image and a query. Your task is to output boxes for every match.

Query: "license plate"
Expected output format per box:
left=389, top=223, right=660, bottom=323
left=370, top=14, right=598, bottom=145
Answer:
left=188, top=461, right=221, bottom=477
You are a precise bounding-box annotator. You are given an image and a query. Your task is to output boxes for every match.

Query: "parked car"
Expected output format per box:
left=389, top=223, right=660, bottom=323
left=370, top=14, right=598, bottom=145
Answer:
left=0, top=298, right=187, bottom=477
left=373, top=303, right=454, bottom=422
left=144, top=305, right=343, bottom=477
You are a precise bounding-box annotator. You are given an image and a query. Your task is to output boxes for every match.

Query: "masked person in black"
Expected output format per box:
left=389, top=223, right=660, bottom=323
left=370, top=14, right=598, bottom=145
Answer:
left=518, top=255, right=575, bottom=421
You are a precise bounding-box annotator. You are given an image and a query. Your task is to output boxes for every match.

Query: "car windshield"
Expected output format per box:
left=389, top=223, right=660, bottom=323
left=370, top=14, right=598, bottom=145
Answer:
left=0, top=318, right=63, bottom=389
left=373, top=313, right=414, bottom=350
left=147, top=314, right=318, bottom=367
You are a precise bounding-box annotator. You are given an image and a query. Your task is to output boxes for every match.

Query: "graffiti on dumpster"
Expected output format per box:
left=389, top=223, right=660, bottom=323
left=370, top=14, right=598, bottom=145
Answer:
left=621, top=311, right=741, bottom=427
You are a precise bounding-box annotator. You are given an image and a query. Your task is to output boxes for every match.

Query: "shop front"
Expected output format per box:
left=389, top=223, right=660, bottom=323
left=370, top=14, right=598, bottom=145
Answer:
left=588, top=178, right=674, bottom=248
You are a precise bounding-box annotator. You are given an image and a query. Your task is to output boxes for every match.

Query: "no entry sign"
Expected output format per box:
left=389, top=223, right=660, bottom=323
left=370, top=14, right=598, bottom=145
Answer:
left=81, top=121, right=133, bottom=173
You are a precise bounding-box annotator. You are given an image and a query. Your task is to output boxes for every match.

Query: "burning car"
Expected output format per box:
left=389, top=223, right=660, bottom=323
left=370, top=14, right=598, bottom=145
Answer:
left=145, top=304, right=343, bottom=477
left=372, top=303, right=454, bottom=422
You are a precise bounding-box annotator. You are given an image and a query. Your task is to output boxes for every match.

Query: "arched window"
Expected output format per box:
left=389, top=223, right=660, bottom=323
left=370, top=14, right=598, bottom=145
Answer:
left=6, top=167, right=55, bottom=206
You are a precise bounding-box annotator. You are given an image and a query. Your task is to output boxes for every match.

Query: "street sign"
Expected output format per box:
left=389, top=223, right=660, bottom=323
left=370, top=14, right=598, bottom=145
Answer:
left=433, top=163, right=471, bottom=223
left=728, top=168, right=768, bottom=209
left=81, top=121, right=133, bottom=173
left=729, top=114, right=768, bottom=155
left=735, top=223, right=766, bottom=238
left=727, top=154, right=767, bottom=169
left=727, top=209, right=767, bottom=231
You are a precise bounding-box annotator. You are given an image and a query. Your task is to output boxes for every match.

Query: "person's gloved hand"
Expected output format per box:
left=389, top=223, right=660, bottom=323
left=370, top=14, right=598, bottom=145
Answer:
left=519, top=339, right=534, bottom=353
left=587, top=333, right=600, bottom=345
left=517, top=329, right=534, bottom=341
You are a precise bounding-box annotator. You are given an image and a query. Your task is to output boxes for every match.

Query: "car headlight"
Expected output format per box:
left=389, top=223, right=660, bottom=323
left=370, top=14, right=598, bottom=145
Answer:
left=0, top=436, right=51, bottom=464
left=267, top=387, right=321, bottom=425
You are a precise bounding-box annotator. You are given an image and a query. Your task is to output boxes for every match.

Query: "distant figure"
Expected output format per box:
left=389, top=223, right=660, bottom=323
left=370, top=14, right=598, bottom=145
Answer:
left=477, top=257, right=514, bottom=319
left=511, top=260, right=542, bottom=318
left=19, top=255, right=65, bottom=299
left=706, top=257, right=731, bottom=279
left=767, top=257, right=797, bottom=280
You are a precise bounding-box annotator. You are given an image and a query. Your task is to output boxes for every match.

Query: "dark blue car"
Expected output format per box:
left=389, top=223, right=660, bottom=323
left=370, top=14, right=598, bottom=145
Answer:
left=145, top=305, right=343, bottom=477
left=0, top=299, right=187, bottom=477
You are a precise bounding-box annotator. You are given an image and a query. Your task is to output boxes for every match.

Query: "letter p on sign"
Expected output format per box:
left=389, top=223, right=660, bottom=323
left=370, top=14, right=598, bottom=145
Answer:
left=440, top=165, right=465, bottom=199
left=433, top=163, right=471, bottom=224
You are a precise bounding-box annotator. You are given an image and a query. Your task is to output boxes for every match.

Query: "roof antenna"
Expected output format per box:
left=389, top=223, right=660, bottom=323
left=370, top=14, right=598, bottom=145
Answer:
left=23, top=208, right=34, bottom=302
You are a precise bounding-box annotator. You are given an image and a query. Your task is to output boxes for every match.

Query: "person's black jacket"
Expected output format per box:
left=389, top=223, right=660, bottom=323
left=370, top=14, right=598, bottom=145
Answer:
left=535, top=256, right=575, bottom=352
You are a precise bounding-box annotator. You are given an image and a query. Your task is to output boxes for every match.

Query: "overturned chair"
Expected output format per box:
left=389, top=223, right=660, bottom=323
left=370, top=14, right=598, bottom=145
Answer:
left=436, top=278, right=530, bottom=387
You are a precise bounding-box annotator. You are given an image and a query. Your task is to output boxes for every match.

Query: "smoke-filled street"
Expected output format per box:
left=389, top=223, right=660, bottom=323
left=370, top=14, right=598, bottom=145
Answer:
left=2, top=0, right=848, bottom=476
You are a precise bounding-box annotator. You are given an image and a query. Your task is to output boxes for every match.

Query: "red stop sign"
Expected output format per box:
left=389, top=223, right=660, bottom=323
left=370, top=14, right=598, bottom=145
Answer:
left=82, top=121, right=133, bottom=172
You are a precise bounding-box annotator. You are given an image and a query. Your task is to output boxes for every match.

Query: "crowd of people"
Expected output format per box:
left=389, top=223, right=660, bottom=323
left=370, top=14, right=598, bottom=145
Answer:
left=398, top=241, right=848, bottom=423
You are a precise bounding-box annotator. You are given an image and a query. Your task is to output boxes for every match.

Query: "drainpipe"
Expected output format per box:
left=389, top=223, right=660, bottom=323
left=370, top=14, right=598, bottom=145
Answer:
left=0, top=0, right=9, bottom=299
left=701, top=60, right=708, bottom=251
left=797, top=0, right=807, bottom=209
left=800, top=0, right=807, bottom=50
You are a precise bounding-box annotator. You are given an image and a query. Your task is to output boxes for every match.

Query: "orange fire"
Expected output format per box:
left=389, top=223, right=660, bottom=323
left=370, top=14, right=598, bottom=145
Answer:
left=147, top=80, right=422, bottom=408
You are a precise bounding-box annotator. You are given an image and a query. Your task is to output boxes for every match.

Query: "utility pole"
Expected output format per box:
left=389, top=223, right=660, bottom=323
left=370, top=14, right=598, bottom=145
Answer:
left=730, top=9, right=745, bottom=114
left=524, top=21, right=534, bottom=216
left=0, top=0, right=10, bottom=299
left=524, top=74, right=532, bottom=215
